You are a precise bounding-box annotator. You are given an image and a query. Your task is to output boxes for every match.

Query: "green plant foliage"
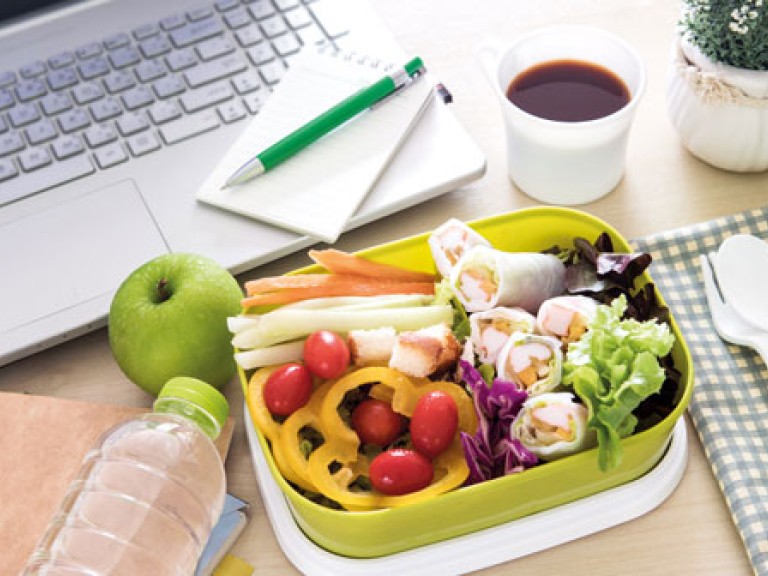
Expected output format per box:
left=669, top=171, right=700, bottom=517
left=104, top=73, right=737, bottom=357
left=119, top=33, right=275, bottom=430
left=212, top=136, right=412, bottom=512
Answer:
left=681, top=0, right=768, bottom=69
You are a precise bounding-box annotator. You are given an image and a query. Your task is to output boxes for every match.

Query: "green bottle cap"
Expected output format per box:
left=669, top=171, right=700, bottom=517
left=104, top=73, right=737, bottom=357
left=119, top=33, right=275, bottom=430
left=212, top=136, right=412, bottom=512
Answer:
left=158, top=376, right=229, bottom=429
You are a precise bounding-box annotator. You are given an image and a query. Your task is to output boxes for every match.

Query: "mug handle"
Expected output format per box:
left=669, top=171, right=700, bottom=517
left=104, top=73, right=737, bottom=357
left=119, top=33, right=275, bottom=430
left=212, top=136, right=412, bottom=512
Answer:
left=476, top=38, right=507, bottom=91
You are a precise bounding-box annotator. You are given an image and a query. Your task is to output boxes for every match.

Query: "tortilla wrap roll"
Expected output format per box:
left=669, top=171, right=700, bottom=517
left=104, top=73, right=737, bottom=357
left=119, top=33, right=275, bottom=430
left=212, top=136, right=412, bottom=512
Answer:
left=450, top=245, right=566, bottom=314
left=428, top=218, right=491, bottom=279
left=469, top=307, right=536, bottom=365
left=495, top=332, right=563, bottom=396
left=536, top=295, right=598, bottom=345
left=511, top=392, right=596, bottom=461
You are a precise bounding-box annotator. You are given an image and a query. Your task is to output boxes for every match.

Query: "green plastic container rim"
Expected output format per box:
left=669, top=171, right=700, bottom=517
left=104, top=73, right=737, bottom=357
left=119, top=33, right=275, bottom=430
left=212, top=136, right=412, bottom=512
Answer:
left=159, top=376, right=229, bottom=428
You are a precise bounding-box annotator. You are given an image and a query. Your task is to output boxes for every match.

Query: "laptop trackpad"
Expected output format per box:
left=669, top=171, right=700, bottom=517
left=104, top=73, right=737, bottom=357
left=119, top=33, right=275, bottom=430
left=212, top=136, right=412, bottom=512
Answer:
left=0, top=180, right=168, bottom=330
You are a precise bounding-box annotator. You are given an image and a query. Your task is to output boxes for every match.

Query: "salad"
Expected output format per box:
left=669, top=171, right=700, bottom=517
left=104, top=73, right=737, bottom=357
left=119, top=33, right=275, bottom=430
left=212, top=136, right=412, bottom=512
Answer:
left=230, top=218, right=679, bottom=511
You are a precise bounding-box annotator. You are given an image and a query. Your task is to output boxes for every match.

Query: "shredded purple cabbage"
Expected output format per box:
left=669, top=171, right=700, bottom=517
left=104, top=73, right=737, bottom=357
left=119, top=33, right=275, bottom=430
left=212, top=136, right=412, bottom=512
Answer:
left=458, top=360, right=538, bottom=485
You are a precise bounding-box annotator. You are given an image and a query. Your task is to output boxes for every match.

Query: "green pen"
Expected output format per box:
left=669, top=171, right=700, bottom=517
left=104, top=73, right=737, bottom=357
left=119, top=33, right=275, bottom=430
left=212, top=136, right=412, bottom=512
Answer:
left=221, top=56, right=426, bottom=189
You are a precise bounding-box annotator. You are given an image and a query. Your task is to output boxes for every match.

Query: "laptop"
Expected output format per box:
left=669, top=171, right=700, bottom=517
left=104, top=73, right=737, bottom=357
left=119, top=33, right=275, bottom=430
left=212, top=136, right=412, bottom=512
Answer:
left=0, top=0, right=486, bottom=366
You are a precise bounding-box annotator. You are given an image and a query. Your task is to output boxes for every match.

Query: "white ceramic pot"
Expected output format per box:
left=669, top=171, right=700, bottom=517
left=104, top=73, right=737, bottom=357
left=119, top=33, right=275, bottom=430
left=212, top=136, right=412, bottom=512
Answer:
left=666, top=35, right=768, bottom=172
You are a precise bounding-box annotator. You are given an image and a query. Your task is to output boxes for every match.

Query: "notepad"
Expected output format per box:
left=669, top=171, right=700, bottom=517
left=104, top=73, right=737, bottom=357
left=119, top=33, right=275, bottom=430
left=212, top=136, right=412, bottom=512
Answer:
left=197, top=49, right=435, bottom=244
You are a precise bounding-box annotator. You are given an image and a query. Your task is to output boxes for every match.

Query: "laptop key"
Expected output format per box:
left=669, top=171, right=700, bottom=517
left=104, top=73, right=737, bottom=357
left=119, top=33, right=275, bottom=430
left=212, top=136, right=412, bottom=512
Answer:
left=0, top=88, right=13, bottom=110
left=103, top=32, right=132, bottom=51
left=78, top=57, right=110, bottom=80
left=272, top=34, right=302, bottom=57
left=159, top=110, right=219, bottom=144
left=103, top=70, right=136, bottom=94
left=121, top=85, right=155, bottom=110
left=133, top=23, right=160, bottom=41
left=180, top=81, right=233, bottom=112
left=15, top=79, right=47, bottom=102
left=25, top=119, right=58, bottom=146
left=48, top=51, right=75, bottom=69
left=217, top=100, right=246, bottom=123
left=184, top=54, right=247, bottom=88
left=20, top=61, right=47, bottom=79
left=196, top=37, right=236, bottom=61
left=127, top=131, right=161, bottom=156
left=0, top=132, right=25, bottom=156
left=116, top=111, right=150, bottom=136
left=224, top=8, right=252, bottom=29
left=139, top=36, right=173, bottom=59
left=94, top=142, right=128, bottom=168
left=0, top=153, right=94, bottom=206
left=166, top=48, right=198, bottom=72
left=135, top=59, right=167, bottom=83
left=0, top=158, right=17, bottom=182
left=89, top=97, right=122, bottom=122
left=0, top=71, right=17, bottom=87
left=75, top=42, right=103, bottom=60
left=236, top=24, right=265, bottom=48
left=84, top=124, right=118, bottom=148
left=47, top=67, right=79, bottom=91
left=52, top=134, right=85, bottom=159
left=160, top=13, right=186, bottom=31
left=58, top=108, right=91, bottom=133
left=153, top=75, right=186, bottom=99
left=19, top=147, right=52, bottom=171
left=148, top=100, right=181, bottom=124
left=170, top=18, right=224, bottom=48
left=231, top=70, right=262, bottom=94
left=72, top=82, right=105, bottom=105
left=109, top=46, right=142, bottom=69
left=9, top=104, right=41, bottom=128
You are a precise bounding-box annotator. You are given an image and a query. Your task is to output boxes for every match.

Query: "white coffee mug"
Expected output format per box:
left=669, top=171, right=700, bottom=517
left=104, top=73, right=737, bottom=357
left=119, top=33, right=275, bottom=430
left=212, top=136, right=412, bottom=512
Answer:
left=478, top=25, right=646, bottom=205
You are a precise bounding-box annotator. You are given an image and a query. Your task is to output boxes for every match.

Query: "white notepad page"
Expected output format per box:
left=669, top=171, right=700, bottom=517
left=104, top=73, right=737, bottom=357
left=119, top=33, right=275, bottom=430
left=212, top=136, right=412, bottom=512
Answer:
left=197, top=50, right=435, bottom=243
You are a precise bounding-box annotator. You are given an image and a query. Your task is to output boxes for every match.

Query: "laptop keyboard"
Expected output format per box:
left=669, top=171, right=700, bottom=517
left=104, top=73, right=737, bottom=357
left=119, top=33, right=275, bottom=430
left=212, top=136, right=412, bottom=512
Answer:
left=0, top=0, right=344, bottom=207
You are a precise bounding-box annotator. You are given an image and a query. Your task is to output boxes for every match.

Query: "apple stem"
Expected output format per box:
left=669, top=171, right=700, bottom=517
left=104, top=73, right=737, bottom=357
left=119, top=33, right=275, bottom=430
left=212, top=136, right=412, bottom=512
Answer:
left=156, top=278, right=172, bottom=303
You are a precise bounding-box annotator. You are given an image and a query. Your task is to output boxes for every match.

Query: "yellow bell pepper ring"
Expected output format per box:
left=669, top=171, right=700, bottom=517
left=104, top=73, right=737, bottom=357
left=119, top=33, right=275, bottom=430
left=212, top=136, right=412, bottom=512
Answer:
left=274, top=379, right=335, bottom=494
left=247, top=367, right=315, bottom=490
left=308, top=367, right=475, bottom=510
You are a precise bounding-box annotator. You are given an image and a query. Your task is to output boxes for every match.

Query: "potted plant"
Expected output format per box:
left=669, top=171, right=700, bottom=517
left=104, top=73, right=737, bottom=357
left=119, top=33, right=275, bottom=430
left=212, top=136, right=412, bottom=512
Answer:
left=667, top=0, right=768, bottom=172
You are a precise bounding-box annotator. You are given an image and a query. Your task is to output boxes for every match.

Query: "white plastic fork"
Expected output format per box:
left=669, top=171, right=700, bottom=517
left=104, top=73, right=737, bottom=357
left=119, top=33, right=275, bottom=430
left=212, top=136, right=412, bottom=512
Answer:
left=700, top=253, right=768, bottom=365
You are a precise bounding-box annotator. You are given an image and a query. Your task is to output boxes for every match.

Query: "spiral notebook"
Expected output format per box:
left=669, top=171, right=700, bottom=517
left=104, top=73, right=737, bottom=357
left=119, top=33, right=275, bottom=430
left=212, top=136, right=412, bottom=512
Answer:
left=197, top=49, right=436, bottom=244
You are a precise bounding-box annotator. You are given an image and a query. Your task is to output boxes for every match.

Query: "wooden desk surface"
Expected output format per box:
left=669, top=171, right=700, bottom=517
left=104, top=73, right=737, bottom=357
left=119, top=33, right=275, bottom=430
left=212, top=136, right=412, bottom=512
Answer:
left=2, top=1, right=766, bottom=574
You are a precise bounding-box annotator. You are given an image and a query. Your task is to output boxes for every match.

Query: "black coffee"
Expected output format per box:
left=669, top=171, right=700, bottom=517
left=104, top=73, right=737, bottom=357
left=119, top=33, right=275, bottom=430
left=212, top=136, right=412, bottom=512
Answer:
left=506, top=59, right=630, bottom=122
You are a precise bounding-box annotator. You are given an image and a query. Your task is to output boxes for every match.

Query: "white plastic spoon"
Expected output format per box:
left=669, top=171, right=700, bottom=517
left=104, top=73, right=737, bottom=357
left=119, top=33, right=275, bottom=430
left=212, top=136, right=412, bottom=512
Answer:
left=715, top=234, right=768, bottom=331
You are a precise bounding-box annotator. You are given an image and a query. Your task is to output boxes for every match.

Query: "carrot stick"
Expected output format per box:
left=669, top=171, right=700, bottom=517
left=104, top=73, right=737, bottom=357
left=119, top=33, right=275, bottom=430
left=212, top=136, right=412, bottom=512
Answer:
left=308, top=249, right=435, bottom=283
left=245, top=273, right=406, bottom=296
left=241, top=281, right=435, bottom=308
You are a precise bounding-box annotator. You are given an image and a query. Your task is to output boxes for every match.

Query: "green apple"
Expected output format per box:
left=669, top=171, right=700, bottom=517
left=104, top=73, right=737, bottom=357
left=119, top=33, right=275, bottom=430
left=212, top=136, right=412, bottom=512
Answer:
left=108, top=253, right=243, bottom=396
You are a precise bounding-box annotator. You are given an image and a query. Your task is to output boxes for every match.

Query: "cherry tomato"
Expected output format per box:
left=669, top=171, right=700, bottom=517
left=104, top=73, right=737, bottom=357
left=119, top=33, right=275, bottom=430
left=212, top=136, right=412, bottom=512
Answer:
left=369, top=449, right=434, bottom=496
left=410, top=391, right=459, bottom=458
left=303, top=330, right=350, bottom=379
left=263, top=363, right=313, bottom=416
left=351, top=399, right=406, bottom=447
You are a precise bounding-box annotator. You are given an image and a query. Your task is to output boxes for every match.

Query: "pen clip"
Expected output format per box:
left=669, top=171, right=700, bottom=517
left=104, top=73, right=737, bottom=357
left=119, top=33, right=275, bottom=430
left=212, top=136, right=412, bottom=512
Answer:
left=370, top=66, right=427, bottom=110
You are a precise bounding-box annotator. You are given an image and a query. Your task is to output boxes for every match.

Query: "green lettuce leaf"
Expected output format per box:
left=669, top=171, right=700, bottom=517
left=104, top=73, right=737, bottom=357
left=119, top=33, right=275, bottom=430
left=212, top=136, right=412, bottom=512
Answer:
left=563, top=295, right=674, bottom=471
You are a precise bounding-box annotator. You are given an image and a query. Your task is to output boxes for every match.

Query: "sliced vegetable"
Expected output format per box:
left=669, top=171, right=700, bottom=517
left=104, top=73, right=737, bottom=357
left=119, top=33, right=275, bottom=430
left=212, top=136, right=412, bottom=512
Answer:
left=234, top=340, right=305, bottom=370
left=232, top=304, right=454, bottom=350
left=241, top=281, right=435, bottom=307
left=458, top=360, right=538, bottom=485
left=562, top=295, right=675, bottom=471
left=309, top=248, right=436, bottom=283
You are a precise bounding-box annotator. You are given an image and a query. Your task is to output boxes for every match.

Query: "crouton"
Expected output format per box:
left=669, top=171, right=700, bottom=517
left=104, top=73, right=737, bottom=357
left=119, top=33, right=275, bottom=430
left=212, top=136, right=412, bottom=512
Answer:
left=389, top=323, right=460, bottom=378
left=348, top=326, right=397, bottom=366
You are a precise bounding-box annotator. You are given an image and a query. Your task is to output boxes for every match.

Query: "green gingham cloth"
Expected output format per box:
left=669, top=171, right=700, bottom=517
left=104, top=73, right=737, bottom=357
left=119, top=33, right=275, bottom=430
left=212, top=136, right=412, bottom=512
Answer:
left=631, top=207, right=768, bottom=576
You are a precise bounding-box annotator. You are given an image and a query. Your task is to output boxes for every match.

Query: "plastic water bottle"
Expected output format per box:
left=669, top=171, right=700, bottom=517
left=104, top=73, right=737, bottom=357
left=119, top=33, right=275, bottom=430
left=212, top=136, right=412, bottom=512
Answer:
left=23, top=376, right=229, bottom=576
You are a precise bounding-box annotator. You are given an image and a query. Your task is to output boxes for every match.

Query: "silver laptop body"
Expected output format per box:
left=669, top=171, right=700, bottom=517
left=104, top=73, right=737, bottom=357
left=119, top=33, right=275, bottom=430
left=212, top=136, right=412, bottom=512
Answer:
left=0, top=0, right=485, bottom=366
